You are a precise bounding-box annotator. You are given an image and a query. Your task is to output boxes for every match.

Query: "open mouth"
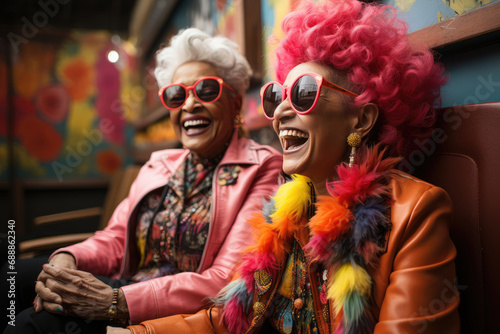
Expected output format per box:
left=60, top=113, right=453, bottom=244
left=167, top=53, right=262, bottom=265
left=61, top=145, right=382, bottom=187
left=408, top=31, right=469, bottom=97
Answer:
left=182, top=118, right=211, bottom=135
left=279, top=129, right=309, bottom=151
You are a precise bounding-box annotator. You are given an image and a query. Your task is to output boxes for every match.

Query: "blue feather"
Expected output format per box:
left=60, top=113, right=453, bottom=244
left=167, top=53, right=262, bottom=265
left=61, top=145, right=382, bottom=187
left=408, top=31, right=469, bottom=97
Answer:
left=344, top=305, right=376, bottom=334
left=328, top=237, right=354, bottom=266
left=343, top=290, right=366, bottom=324
left=352, top=197, right=389, bottom=248
left=210, top=279, right=250, bottom=311
left=262, top=198, right=276, bottom=224
left=343, top=290, right=375, bottom=334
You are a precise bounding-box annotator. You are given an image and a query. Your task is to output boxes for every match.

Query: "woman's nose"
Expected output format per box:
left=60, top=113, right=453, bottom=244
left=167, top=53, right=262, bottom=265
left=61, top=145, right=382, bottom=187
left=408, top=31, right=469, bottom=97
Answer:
left=273, top=96, right=295, bottom=121
left=182, top=90, right=199, bottom=112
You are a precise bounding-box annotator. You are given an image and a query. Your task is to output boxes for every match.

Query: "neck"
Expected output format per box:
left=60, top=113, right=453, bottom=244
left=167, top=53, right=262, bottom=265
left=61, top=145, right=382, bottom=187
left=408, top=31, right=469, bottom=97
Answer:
left=191, top=142, right=230, bottom=162
left=312, top=178, right=329, bottom=197
left=191, top=131, right=234, bottom=161
left=190, top=150, right=225, bottom=164
left=310, top=167, right=342, bottom=197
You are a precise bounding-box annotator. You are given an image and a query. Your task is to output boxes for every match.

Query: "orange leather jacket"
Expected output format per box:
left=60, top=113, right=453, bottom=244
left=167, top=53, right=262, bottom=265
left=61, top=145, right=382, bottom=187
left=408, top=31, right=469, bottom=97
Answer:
left=127, top=171, right=460, bottom=333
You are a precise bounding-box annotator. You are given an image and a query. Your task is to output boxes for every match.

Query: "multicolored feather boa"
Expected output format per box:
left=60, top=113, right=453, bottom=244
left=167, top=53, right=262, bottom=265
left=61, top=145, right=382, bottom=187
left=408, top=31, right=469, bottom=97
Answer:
left=213, top=145, right=400, bottom=334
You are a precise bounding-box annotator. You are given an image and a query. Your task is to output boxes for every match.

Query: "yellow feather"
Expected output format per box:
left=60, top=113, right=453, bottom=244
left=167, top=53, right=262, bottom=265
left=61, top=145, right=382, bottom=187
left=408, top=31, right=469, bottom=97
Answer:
left=328, top=262, right=372, bottom=315
left=270, top=174, right=312, bottom=238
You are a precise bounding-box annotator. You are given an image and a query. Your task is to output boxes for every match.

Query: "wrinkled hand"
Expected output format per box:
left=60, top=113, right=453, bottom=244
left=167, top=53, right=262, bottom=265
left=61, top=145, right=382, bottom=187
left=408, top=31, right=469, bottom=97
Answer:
left=35, top=265, right=116, bottom=320
left=34, top=253, right=76, bottom=313
left=106, top=326, right=132, bottom=334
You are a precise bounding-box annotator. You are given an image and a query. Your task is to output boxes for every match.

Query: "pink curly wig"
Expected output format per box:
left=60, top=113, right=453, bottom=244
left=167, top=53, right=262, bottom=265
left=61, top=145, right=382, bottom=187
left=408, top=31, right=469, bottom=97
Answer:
left=273, top=0, right=447, bottom=158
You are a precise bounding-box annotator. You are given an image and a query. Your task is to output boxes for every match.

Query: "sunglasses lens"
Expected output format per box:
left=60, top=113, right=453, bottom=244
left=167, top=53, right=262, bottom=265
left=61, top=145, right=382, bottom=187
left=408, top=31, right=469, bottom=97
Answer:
left=291, top=75, right=317, bottom=112
left=195, top=78, right=221, bottom=102
left=262, top=84, right=283, bottom=119
left=163, top=86, right=186, bottom=109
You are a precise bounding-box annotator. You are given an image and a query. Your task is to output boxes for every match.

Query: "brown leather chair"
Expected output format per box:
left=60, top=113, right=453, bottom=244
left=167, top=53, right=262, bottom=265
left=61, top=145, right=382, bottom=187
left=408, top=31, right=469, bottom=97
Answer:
left=412, top=102, right=500, bottom=333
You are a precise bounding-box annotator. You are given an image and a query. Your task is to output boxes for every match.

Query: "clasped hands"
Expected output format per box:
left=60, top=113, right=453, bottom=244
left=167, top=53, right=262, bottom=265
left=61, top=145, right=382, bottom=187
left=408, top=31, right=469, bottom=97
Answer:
left=34, top=253, right=120, bottom=320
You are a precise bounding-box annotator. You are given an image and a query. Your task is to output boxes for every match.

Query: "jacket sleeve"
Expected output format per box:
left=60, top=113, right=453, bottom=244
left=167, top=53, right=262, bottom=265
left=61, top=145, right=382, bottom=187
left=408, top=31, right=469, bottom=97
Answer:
left=127, top=308, right=228, bottom=334
left=122, top=152, right=283, bottom=324
left=374, top=186, right=460, bottom=333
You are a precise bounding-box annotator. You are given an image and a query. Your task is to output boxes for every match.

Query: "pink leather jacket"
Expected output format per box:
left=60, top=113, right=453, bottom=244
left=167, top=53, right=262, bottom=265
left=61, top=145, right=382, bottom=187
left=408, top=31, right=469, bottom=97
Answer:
left=53, top=131, right=283, bottom=324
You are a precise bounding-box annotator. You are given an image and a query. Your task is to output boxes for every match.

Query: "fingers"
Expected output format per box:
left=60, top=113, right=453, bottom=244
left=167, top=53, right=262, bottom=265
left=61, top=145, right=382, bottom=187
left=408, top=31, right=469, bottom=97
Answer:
left=42, top=265, right=109, bottom=296
left=38, top=256, right=77, bottom=283
left=36, top=265, right=51, bottom=283
left=42, top=264, right=91, bottom=282
left=34, top=293, right=64, bottom=315
left=35, top=280, right=62, bottom=304
left=41, top=299, right=65, bottom=315
left=42, top=265, right=92, bottom=292
left=38, top=265, right=113, bottom=319
left=33, top=295, right=43, bottom=313
left=42, top=265, right=76, bottom=283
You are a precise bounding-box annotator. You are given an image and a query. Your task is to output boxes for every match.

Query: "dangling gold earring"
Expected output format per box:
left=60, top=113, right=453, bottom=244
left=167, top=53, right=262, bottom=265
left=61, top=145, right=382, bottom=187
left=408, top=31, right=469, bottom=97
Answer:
left=234, top=114, right=243, bottom=128
left=347, top=133, right=361, bottom=167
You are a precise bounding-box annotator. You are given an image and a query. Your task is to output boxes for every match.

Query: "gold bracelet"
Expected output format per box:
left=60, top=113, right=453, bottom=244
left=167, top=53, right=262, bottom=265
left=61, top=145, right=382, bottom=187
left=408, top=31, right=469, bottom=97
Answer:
left=107, top=288, right=119, bottom=319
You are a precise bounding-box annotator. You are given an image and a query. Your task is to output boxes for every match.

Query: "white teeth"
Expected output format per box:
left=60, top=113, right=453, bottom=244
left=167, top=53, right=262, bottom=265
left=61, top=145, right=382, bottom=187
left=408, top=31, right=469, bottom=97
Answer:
left=279, top=129, right=308, bottom=138
left=183, top=119, right=209, bottom=127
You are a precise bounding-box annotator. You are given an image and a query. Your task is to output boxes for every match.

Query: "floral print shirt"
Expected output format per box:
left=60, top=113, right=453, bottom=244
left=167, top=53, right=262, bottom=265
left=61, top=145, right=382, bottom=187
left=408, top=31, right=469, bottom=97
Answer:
left=132, top=152, right=222, bottom=281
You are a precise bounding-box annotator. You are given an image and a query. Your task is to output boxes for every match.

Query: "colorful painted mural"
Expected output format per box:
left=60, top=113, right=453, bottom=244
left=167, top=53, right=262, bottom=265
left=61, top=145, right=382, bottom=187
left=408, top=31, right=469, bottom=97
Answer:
left=382, top=0, right=499, bottom=32
left=261, top=0, right=301, bottom=81
left=378, top=0, right=500, bottom=108
left=1, top=31, right=138, bottom=181
left=214, top=0, right=267, bottom=128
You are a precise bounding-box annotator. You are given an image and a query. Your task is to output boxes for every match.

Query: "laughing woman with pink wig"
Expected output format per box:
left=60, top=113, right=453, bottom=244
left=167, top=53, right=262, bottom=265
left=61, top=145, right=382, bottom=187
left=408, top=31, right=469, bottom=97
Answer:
left=110, top=0, right=459, bottom=333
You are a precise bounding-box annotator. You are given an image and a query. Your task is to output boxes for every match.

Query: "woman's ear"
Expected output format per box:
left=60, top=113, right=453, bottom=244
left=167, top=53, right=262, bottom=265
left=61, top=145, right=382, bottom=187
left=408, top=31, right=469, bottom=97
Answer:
left=232, top=95, right=243, bottom=116
left=354, top=103, right=379, bottom=139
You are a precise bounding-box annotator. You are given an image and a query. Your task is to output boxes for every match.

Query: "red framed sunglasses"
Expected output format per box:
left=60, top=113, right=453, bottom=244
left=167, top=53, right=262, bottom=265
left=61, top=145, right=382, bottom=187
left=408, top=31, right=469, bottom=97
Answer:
left=260, top=72, right=358, bottom=120
left=158, top=76, right=236, bottom=110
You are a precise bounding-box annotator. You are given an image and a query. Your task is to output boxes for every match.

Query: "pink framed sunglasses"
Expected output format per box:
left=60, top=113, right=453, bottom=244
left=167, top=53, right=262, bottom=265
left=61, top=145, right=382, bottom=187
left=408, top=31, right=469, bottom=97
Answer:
left=260, top=72, right=358, bottom=120
left=158, top=76, right=236, bottom=110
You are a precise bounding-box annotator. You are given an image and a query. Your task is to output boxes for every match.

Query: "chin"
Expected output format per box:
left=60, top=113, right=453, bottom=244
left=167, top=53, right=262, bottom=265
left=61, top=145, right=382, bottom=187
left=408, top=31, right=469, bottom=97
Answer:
left=282, top=149, right=312, bottom=175
left=282, top=161, right=304, bottom=177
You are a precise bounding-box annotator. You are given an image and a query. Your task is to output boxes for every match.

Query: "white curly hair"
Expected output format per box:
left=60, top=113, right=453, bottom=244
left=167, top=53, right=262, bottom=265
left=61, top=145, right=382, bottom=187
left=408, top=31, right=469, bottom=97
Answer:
left=154, top=28, right=252, bottom=96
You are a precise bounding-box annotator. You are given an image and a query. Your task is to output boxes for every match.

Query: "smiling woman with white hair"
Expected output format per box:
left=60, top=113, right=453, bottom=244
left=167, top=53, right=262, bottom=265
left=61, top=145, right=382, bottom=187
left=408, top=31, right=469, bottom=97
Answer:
left=6, top=27, right=282, bottom=334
